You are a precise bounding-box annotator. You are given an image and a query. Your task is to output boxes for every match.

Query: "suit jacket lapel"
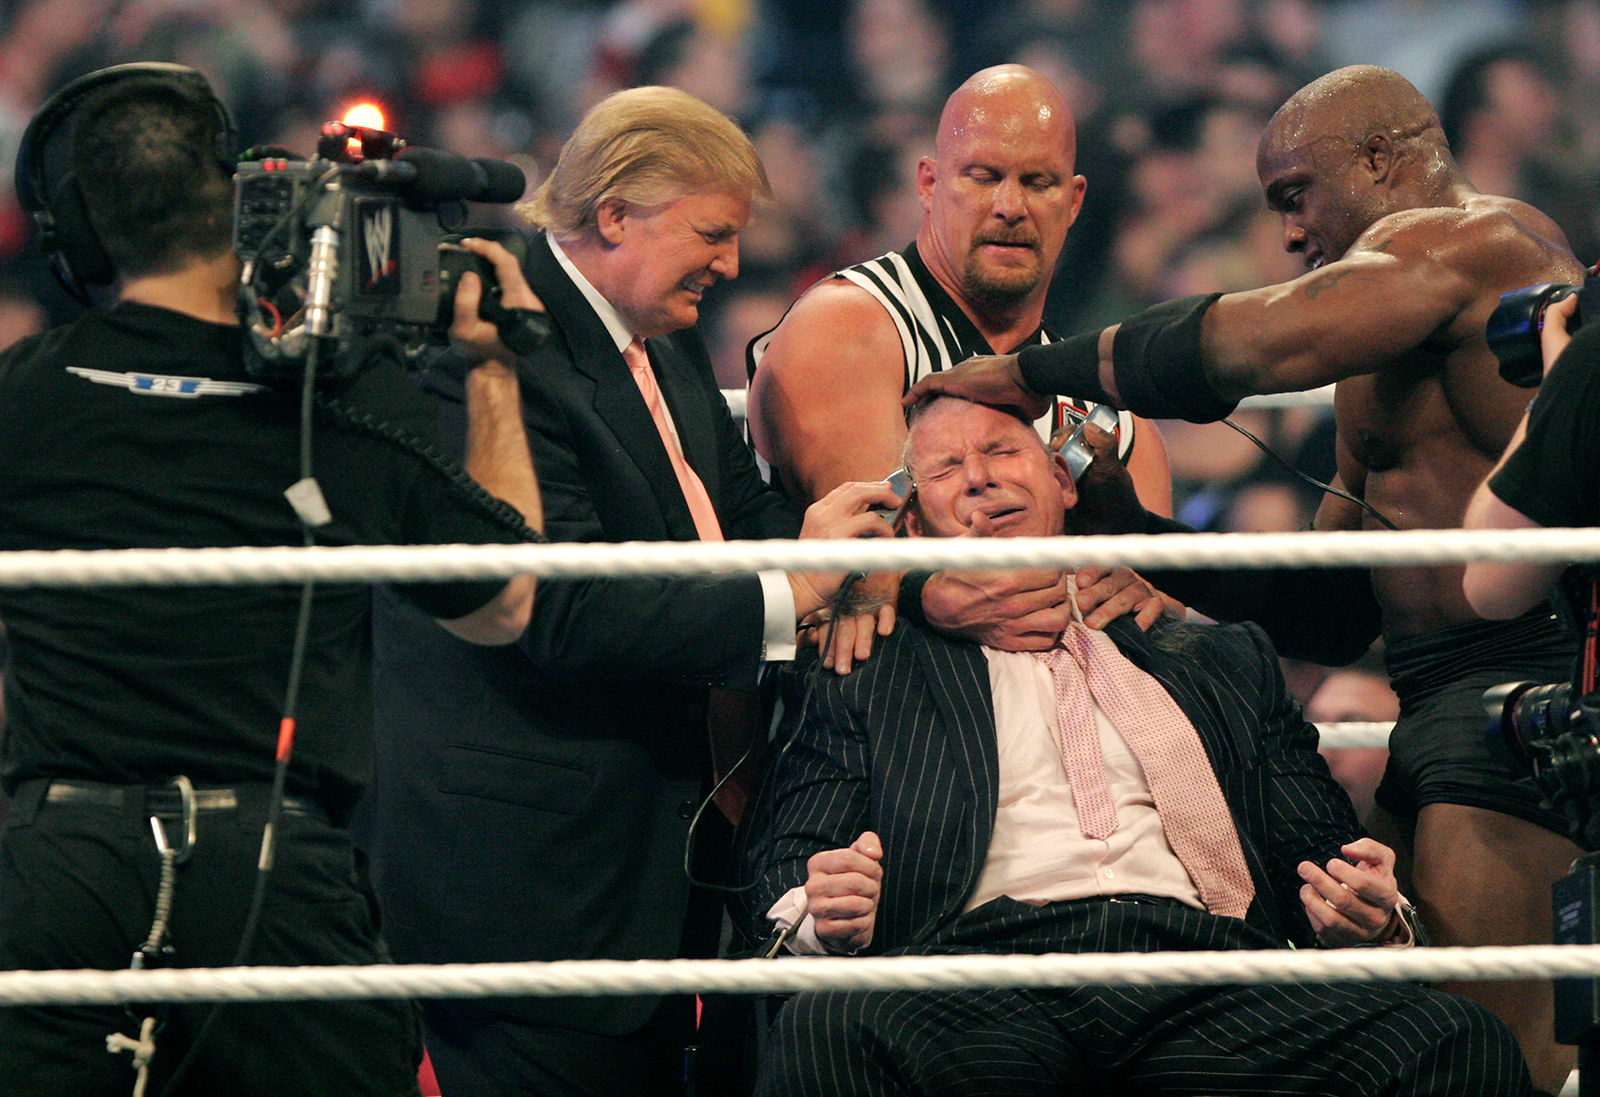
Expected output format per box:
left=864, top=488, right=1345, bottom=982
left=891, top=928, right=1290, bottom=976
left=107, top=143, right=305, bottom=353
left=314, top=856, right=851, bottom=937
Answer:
left=1103, top=618, right=1278, bottom=931
left=1103, top=618, right=1254, bottom=771
left=907, top=628, right=999, bottom=893
left=526, top=236, right=701, bottom=540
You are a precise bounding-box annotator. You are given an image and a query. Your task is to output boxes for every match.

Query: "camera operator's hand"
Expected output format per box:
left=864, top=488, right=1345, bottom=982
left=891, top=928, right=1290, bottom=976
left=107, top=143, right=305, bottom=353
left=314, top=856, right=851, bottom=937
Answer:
left=1540, top=291, right=1579, bottom=378
left=434, top=236, right=547, bottom=647
left=451, top=237, right=547, bottom=368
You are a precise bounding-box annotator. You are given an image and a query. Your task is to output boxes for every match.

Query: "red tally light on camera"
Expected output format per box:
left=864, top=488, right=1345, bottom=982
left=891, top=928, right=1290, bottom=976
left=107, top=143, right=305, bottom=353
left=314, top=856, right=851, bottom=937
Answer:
left=342, top=103, right=386, bottom=132
left=330, top=102, right=390, bottom=159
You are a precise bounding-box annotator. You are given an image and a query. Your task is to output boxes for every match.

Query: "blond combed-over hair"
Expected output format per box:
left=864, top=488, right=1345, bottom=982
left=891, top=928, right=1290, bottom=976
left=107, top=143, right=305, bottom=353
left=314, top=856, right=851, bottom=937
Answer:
left=520, top=85, right=770, bottom=236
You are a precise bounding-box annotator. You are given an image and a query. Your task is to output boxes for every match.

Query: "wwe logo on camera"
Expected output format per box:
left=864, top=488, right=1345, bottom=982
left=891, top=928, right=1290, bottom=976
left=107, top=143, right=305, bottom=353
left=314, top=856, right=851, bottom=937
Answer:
left=356, top=199, right=398, bottom=293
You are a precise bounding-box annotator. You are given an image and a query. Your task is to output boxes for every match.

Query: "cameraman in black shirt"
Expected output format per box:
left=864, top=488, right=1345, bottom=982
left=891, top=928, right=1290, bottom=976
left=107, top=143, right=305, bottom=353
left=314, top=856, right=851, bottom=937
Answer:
left=1464, top=289, right=1599, bottom=619
left=0, top=65, right=543, bottom=1096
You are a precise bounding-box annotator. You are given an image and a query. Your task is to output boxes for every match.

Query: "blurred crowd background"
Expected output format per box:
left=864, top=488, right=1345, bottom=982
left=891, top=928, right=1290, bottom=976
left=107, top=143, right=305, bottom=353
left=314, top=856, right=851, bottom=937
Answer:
left=0, top=0, right=1595, bottom=569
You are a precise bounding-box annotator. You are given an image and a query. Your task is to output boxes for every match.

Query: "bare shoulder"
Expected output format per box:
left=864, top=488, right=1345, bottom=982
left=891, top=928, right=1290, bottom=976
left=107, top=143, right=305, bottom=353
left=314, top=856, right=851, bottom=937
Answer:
left=1351, top=198, right=1580, bottom=286
left=758, top=276, right=904, bottom=381
left=747, top=273, right=915, bottom=495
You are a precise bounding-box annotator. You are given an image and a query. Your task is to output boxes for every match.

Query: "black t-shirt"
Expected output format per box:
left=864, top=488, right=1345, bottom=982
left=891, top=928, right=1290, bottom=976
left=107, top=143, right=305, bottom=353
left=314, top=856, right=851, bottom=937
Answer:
left=0, top=302, right=530, bottom=815
left=1491, top=320, right=1600, bottom=529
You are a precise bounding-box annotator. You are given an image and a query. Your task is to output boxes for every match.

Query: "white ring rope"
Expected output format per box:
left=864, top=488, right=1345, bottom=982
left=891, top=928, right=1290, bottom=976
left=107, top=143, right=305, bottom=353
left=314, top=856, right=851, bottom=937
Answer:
left=1, top=945, right=1597, bottom=1007
left=719, top=386, right=1333, bottom=419
left=0, top=511, right=1566, bottom=1009
left=3, top=527, right=1600, bottom=588
left=1235, top=386, right=1340, bottom=409
left=1313, top=722, right=1392, bottom=749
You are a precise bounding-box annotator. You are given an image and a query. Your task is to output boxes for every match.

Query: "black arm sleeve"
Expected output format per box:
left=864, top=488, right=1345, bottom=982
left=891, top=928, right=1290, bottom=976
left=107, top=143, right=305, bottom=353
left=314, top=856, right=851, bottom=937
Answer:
left=1139, top=512, right=1382, bottom=666
left=1017, top=294, right=1237, bottom=423
left=1016, top=330, right=1109, bottom=405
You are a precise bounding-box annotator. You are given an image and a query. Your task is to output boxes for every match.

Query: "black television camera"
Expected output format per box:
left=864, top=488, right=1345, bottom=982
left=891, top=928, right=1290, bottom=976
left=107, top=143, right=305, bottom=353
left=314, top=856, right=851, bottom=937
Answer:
left=1485, top=570, right=1600, bottom=1066
left=1485, top=270, right=1600, bottom=387
left=1483, top=568, right=1600, bottom=849
left=233, top=119, right=546, bottom=384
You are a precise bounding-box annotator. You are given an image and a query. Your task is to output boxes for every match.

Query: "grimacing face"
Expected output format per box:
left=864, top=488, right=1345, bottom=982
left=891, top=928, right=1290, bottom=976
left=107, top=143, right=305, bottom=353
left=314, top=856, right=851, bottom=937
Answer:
left=598, top=189, right=749, bottom=337
left=920, top=97, right=1085, bottom=307
left=904, top=399, right=1076, bottom=539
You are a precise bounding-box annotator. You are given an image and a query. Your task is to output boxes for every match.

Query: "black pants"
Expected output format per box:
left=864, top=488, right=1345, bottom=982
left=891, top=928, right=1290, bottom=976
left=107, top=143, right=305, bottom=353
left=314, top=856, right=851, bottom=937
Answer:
left=759, top=897, right=1533, bottom=1097
left=0, top=780, right=422, bottom=1097
left=420, top=995, right=699, bottom=1097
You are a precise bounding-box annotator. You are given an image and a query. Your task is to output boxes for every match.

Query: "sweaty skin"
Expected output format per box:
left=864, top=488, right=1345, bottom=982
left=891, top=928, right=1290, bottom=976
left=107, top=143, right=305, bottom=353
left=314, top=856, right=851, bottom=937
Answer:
left=908, top=65, right=1585, bottom=1092
left=1171, top=68, right=1579, bottom=640
left=914, top=66, right=1581, bottom=642
left=1206, top=196, right=1579, bottom=640
left=750, top=64, right=1171, bottom=514
left=749, top=65, right=1174, bottom=667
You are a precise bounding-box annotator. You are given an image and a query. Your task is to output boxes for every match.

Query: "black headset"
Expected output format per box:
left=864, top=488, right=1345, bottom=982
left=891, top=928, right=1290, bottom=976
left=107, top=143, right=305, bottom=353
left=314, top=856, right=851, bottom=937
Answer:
left=14, top=62, right=237, bottom=302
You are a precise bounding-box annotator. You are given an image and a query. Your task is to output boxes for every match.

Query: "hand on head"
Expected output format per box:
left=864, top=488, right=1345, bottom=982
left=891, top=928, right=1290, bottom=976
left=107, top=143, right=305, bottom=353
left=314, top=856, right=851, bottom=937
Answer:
left=903, top=354, right=1050, bottom=422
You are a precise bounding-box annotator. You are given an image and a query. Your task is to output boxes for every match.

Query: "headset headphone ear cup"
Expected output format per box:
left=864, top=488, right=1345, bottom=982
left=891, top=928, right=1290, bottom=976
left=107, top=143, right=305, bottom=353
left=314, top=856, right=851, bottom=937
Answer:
left=13, top=62, right=236, bottom=300
left=49, top=171, right=116, bottom=291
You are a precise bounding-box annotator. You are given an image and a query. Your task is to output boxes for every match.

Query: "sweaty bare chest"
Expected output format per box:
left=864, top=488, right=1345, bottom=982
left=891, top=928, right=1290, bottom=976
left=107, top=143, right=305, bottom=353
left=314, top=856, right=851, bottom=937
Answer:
left=1337, top=357, right=1448, bottom=473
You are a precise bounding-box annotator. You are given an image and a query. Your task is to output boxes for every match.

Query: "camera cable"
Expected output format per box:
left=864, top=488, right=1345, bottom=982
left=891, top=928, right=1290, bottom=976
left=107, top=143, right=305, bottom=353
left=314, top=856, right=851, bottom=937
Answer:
left=155, top=341, right=326, bottom=1097
left=680, top=572, right=867, bottom=906
left=1218, top=415, right=1399, bottom=531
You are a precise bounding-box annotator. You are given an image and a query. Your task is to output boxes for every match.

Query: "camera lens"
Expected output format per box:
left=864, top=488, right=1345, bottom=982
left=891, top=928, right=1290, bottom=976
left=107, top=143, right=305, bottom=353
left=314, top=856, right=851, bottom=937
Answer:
left=1514, top=683, right=1574, bottom=743
left=1544, top=731, right=1600, bottom=799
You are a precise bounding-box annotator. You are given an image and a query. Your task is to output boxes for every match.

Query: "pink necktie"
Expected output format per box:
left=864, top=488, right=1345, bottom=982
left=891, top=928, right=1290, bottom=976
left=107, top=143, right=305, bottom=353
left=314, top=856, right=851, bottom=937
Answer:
left=1033, top=646, right=1120, bottom=840
left=625, top=338, right=758, bottom=824
left=623, top=337, right=723, bottom=542
left=1047, top=622, right=1257, bottom=920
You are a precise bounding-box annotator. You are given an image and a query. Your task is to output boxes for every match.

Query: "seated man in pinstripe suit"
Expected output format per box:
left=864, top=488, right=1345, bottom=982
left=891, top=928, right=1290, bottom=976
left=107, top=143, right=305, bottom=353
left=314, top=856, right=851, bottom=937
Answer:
left=748, top=395, right=1533, bottom=1096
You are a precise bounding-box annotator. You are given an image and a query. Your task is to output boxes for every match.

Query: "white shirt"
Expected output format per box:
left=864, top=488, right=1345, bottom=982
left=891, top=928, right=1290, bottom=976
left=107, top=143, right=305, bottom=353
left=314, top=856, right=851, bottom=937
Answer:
left=970, top=646, right=1203, bottom=911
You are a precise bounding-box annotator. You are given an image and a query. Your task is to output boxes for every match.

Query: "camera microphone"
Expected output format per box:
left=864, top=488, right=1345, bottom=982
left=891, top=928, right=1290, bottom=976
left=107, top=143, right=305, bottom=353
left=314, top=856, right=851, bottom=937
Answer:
left=344, top=157, right=420, bottom=186
left=377, top=148, right=525, bottom=204
left=340, top=148, right=526, bottom=204
left=470, top=158, right=527, bottom=204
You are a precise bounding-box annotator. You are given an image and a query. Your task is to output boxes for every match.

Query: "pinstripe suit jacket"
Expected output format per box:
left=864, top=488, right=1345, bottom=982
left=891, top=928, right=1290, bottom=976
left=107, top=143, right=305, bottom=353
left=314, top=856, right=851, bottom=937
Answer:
left=753, top=617, right=1364, bottom=952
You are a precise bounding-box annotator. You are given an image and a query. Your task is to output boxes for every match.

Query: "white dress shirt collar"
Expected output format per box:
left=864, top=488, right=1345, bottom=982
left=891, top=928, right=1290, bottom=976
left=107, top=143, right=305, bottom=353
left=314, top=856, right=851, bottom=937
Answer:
left=547, top=232, right=634, bottom=354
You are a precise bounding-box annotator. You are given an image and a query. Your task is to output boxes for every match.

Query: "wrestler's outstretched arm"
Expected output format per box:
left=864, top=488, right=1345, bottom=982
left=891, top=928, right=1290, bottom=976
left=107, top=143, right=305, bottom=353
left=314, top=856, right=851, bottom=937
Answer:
left=909, top=209, right=1541, bottom=422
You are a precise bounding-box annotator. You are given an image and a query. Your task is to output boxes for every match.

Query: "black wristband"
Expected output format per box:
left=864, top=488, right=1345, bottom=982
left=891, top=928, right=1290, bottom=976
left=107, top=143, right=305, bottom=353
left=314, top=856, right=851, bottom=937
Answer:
left=897, top=569, right=934, bottom=628
left=1111, top=292, right=1235, bottom=423
left=1016, top=330, right=1108, bottom=404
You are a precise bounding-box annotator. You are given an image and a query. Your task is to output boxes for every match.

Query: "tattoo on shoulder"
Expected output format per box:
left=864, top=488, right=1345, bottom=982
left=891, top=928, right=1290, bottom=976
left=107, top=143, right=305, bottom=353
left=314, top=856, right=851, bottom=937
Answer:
left=1302, top=240, right=1395, bottom=300
left=1303, top=267, right=1358, bottom=299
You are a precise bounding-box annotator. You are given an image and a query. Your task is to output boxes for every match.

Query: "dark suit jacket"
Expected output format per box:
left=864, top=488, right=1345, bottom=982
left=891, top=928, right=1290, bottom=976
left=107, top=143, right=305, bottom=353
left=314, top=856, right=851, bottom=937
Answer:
left=750, top=617, right=1363, bottom=952
left=366, top=233, right=801, bottom=1035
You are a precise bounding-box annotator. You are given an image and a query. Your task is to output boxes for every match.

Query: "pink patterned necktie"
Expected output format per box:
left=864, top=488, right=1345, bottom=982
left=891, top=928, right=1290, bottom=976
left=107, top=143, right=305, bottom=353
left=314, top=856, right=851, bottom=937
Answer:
left=623, top=338, right=760, bottom=824
left=1033, top=645, right=1120, bottom=840
left=1039, top=622, right=1257, bottom=920
left=623, top=337, right=722, bottom=542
